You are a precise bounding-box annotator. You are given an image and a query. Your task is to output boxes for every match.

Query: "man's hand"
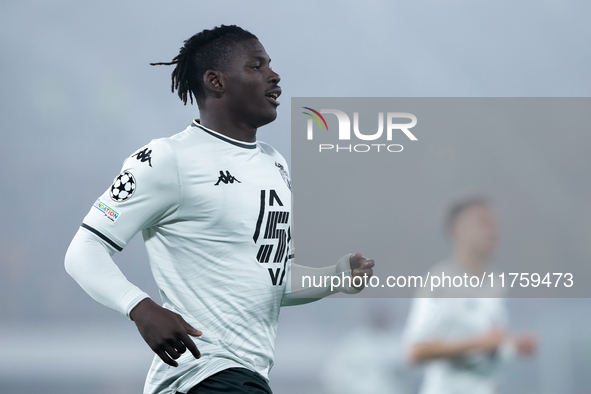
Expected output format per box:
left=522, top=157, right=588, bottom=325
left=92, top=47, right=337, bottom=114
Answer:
left=514, top=332, right=536, bottom=356
left=349, top=253, right=375, bottom=290
left=130, top=298, right=202, bottom=367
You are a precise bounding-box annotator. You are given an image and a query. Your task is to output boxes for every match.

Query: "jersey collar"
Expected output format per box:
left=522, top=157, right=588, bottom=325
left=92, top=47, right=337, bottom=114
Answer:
left=191, top=119, right=258, bottom=150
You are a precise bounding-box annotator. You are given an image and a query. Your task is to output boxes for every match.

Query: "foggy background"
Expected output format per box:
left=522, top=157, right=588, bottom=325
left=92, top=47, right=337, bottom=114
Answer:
left=1, top=1, right=590, bottom=393
left=291, top=98, right=591, bottom=298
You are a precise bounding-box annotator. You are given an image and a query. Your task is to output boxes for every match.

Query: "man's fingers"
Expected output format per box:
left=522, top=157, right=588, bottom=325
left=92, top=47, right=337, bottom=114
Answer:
left=176, top=319, right=202, bottom=360
left=354, top=268, right=374, bottom=277
left=170, top=337, right=187, bottom=355
left=165, top=346, right=181, bottom=360
left=353, top=259, right=374, bottom=277
left=349, top=253, right=364, bottom=269
left=350, top=254, right=375, bottom=290
left=361, top=259, right=375, bottom=269
left=187, top=327, right=203, bottom=337
left=156, top=350, right=178, bottom=367
left=181, top=319, right=202, bottom=337
left=178, top=330, right=201, bottom=360
left=350, top=254, right=375, bottom=270
left=186, top=340, right=202, bottom=360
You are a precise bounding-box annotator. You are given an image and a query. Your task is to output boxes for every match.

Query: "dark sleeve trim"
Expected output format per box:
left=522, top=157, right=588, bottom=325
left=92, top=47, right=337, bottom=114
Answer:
left=81, top=223, right=123, bottom=252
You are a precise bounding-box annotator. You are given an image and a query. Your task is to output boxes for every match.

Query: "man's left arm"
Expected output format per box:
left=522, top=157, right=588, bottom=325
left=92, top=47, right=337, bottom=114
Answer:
left=281, top=253, right=374, bottom=306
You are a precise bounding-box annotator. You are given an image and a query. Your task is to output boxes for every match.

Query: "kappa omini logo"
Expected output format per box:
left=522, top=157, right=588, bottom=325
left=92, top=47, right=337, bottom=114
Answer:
left=132, top=148, right=153, bottom=167
left=214, top=170, right=241, bottom=185
left=110, top=171, right=136, bottom=202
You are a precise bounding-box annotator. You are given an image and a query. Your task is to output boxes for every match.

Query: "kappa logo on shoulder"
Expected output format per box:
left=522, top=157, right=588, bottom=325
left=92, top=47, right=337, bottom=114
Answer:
left=214, top=170, right=241, bottom=186
left=132, top=148, right=152, bottom=167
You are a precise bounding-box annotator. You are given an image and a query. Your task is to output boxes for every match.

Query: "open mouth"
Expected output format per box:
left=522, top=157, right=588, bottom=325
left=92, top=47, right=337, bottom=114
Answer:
left=265, top=91, right=281, bottom=105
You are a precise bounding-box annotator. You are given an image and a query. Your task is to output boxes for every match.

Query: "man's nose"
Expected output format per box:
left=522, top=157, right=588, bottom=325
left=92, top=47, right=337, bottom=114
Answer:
left=268, top=69, right=281, bottom=84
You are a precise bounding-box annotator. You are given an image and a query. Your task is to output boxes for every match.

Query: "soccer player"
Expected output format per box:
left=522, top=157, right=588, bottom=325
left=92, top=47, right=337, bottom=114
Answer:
left=64, top=25, right=374, bottom=394
left=402, top=197, right=535, bottom=394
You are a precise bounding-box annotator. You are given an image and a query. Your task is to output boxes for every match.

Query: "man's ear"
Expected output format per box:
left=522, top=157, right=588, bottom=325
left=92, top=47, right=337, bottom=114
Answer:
left=203, top=70, right=224, bottom=95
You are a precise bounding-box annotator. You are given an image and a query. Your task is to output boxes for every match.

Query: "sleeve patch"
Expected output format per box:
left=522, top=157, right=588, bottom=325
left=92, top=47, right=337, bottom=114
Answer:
left=275, top=161, right=291, bottom=191
left=110, top=171, right=136, bottom=202
left=92, top=199, right=121, bottom=222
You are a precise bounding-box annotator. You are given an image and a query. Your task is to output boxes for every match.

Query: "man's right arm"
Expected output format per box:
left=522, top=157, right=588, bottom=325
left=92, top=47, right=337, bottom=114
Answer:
left=64, top=139, right=201, bottom=367
left=65, top=227, right=150, bottom=317
left=403, top=297, right=507, bottom=364
left=65, top=225, right=202, bottom=367
left=408, top=329, right=506, bottom=363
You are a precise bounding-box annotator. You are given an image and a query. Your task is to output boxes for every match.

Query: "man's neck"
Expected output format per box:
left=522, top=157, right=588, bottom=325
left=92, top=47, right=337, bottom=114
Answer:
left=199, top=111, right=257, bottom=143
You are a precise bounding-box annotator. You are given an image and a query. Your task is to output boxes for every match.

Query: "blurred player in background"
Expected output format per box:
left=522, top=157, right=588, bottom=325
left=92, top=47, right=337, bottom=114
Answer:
left=322, top=301, right=411, bottom=394
left=65, top=25, right=374, bottom=394
left=403, top=196, right=535, bottom=394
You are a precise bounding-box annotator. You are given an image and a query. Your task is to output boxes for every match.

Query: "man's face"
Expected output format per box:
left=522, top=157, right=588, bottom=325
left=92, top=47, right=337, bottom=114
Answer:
left=452, top=204, right=498, bottom=258
left=220, top=38, right=281, bottom=128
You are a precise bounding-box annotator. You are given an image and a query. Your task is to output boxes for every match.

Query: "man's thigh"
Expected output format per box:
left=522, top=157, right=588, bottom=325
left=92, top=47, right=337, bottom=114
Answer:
left=184, top=367, right=273, bottom=394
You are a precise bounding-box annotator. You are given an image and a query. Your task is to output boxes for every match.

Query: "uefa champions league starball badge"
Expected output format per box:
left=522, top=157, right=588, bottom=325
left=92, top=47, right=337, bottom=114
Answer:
left=110, top=171, right=136, bottom=202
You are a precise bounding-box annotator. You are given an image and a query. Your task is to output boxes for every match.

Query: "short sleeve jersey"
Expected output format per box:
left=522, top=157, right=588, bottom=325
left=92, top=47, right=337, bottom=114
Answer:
left=402, top=262, right=510, bottom=394
left=81, top=120, right=293, bottom=394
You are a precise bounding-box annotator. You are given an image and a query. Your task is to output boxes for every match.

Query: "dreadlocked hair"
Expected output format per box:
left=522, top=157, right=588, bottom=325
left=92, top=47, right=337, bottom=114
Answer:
left=150, top=25, right=257, bottom=105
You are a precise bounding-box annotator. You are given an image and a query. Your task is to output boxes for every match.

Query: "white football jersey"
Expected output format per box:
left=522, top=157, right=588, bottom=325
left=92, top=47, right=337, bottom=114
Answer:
left=403, top=262, right=513, bottom=394
left=81, top=120, right=293, bottom=394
